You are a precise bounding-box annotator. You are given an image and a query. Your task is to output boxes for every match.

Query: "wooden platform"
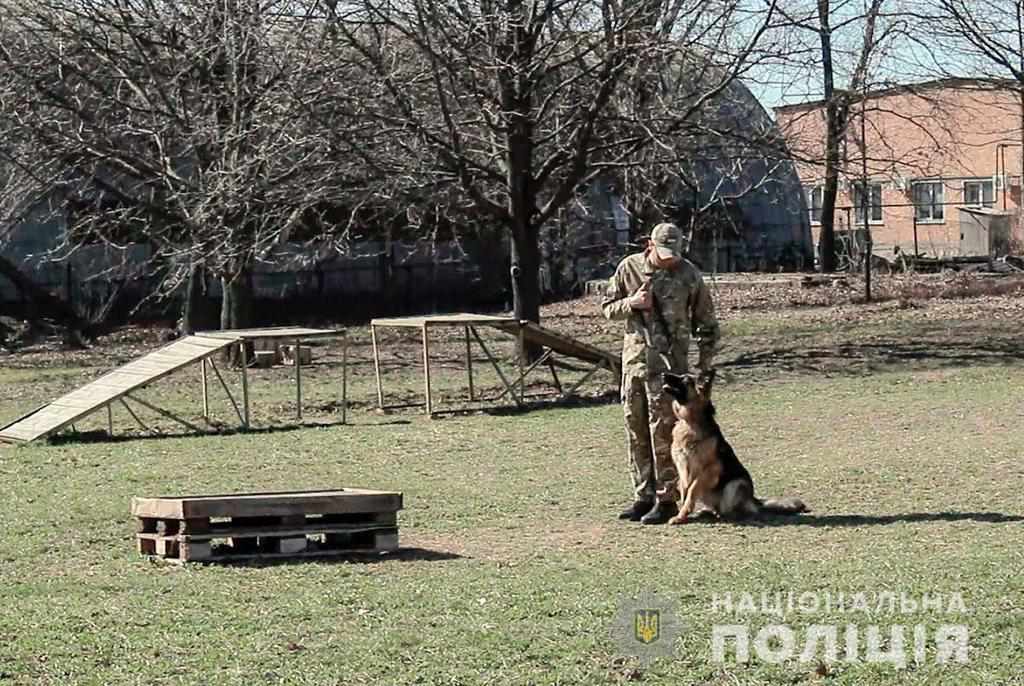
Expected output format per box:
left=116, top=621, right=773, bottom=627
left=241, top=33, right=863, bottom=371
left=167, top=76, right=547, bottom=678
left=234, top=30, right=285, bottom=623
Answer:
left=369, top=314, right=517, bottom=328
left=369, top=313, right=620, bottom=415
left=133, top=489, right=402, bottom=563
left=197, top=326, right=346, bottom=341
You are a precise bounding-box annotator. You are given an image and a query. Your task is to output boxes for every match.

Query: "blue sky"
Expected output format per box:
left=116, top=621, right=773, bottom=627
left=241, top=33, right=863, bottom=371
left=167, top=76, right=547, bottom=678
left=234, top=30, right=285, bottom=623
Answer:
left=733, top=0, right=992, bottom=116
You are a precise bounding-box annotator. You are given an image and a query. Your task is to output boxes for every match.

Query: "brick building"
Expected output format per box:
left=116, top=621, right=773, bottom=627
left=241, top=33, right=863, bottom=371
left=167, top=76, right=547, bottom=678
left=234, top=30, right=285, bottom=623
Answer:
left=775, top=78, right=1024, bottom=261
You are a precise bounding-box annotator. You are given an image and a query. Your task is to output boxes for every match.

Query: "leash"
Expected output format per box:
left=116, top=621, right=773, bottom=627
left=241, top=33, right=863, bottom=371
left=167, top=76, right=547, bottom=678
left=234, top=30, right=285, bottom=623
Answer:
left=634, top=280, right=676, bottom=370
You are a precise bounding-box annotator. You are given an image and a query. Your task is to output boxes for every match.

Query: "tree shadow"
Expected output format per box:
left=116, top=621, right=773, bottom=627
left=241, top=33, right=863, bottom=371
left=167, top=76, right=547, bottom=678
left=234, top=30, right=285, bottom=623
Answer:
left=420, top=390, right=619, bottom=419
left=729, top=511, right=1024, bottom=528
left=194, top=546, right=465, bottom=568
left=45, top=418, right=411, bottom=445
left=720, top=337, right=1024, bottom=378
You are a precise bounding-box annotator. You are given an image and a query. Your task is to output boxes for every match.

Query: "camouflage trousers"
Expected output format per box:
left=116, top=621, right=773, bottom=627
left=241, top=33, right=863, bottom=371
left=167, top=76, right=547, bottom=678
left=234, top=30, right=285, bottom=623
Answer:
left=621, top=369, right=679, bottom=503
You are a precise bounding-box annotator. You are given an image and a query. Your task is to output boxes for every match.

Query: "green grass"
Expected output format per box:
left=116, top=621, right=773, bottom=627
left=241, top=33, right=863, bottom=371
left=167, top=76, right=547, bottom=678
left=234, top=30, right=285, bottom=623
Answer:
left=0, top=302, right=1023, bottom=685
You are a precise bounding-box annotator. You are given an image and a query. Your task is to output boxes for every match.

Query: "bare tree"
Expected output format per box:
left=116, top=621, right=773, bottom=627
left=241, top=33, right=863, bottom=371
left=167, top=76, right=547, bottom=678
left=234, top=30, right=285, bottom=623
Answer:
left=0, top=0, right=371, bottom=335
left=772, top=0, right=895, bottom=272
left=323, top=0, right=779, bottom=326
left=0, top=41, right=97, bottom=343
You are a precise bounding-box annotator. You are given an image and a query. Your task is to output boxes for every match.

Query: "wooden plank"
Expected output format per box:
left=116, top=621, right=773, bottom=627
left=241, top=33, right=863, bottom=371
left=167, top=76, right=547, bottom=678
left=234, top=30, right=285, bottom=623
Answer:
left=14, top=409, right=97, bottom=427
left=116, top=359, right=184, bottom=371
left=201, top=358, right=209, bottom=419
left=180, top=335, right=243, bottom=348
left=48, top=393, right=119, bottom=409
left=341, top=336, right=348, bottom=425
left=372, top=313, right=517, bottom=327
left=422, top=323, right=433, bottom=416
left=240, top=341, right=250, bottom=428
left=198, top=327, right=342, bottom=341
left=0, top=404, right=47, bottom=433
left=178, top=493, right=402, bottom=519
left=111, top=365, right=177, bottom=377
left=179, top=540, right=212, bottom=561
left=131, top=489, right=403, bottom=520
left=155, top=529, right=400, bottom=564
left=8, top=406, right=94, bottom=429
left=371, top=325, right=384, bottom=410
left=159, top=544, right=399, bottom=565
left=65, top=380, right=145, bottom=393
left=136, top=521, right=396, bottom=542
left=465, top=326, right=474, bottom=401
left=0, top=427, right=36, bottom=442
left=294, top=337, right=302, bottom=420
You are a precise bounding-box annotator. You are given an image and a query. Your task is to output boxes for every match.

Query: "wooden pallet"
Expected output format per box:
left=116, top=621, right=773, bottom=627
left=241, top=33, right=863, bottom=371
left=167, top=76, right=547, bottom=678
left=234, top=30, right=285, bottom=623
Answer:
left=132, top=489, right=402, bottom=563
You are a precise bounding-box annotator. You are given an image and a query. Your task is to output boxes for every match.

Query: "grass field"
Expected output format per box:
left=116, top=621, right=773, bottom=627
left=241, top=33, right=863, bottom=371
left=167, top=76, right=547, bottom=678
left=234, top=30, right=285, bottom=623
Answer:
left=1, top=281, right=1022, bottom=685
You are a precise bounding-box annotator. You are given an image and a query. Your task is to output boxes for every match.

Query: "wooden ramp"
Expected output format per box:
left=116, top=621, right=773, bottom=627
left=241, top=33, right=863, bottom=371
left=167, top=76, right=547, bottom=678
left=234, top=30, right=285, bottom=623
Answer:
left=502, top=321, right=620, bottom=375
left=0, top=335, right=236, bottom=444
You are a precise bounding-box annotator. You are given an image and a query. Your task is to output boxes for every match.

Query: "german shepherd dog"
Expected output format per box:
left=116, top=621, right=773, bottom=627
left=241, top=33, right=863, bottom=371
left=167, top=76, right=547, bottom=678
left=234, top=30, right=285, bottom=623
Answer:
left=661, top=370, right=808, bottom=523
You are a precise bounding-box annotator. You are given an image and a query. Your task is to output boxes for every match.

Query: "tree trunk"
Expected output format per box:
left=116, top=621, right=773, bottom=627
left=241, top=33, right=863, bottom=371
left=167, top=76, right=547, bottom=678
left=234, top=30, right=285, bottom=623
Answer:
left=510, top=219, right=544, bottom=364
left=510, top=229, right=541, bottom=324
left=817, top=0, right=839, bottom=273
left=180, top=262, right=216, bottom=334
left=220, top=266, right=254, bottom=365
left=819, top=97, right=843, bottom=273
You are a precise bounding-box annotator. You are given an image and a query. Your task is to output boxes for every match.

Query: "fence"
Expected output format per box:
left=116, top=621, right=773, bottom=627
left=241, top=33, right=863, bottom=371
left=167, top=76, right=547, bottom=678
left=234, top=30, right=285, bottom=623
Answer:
left=0, top=240, right=511, bottom=325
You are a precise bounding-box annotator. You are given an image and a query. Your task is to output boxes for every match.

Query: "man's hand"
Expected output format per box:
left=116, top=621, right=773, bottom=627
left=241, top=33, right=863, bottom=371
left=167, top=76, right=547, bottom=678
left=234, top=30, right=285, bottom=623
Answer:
left=629, top=282, right=653, bottom=311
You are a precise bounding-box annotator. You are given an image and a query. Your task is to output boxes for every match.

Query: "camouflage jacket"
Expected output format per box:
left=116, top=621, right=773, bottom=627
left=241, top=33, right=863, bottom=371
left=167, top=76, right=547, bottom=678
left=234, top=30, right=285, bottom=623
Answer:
left=601, top=252, right=720, bottom=374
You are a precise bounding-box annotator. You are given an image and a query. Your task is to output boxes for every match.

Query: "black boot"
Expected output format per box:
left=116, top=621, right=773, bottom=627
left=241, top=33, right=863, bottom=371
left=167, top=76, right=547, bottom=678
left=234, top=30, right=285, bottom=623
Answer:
left=618, top=500, right=655, bottom=522
left=640, top=501, right=679, bottom=525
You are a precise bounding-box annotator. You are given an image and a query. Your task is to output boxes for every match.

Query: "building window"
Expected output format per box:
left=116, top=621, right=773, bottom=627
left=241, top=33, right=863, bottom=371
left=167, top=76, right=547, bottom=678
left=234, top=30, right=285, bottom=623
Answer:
left=913, top=181, right=944, bottom=222
left=806, top=185, right=823, bottom=224
left=852, top=182, right=882, bottom=224
left=963, top=179, right=994, bottom=208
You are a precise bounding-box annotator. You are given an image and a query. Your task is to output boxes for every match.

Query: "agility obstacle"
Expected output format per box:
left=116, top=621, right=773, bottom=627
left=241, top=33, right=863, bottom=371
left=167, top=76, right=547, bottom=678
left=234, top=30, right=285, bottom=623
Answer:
left=133, top=488, right=402, bottom=564
left=0, top=327, right=347, bottom=444
left=369, top=313, right=621, bottom=416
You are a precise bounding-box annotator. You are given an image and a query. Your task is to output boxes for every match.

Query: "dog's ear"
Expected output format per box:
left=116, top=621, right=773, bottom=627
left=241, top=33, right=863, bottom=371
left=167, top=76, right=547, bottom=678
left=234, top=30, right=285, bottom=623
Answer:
left=697, top=368, right=716, bottom=396
left=661, top=372, right=686, bottom=403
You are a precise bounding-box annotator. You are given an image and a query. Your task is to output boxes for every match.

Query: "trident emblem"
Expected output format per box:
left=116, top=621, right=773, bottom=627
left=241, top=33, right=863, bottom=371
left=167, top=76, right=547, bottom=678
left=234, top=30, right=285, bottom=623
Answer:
left=634, top=609, right=660, bottom=644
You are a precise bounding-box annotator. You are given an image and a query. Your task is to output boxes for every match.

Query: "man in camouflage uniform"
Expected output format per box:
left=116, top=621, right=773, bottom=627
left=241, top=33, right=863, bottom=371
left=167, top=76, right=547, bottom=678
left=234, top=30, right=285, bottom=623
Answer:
left=602, top=222, right=720, bottom=524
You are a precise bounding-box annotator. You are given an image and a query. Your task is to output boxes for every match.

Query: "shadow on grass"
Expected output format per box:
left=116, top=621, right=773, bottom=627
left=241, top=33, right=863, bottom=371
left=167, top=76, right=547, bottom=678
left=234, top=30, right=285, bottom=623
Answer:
left=45, top=418, right=412, bottom=445
left=733, top=511, right=1024, bottom=528
left=721, top=338, right=1024, bottom=377
left=200, top=546, right=464, bottom=568
left=427, top=391, right=620, bottom=419
left=367, top=387, right=618, bottom=420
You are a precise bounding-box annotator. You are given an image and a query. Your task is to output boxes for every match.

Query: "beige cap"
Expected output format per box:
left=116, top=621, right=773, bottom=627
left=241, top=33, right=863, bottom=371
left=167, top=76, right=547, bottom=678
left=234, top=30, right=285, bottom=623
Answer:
left=650, top=222, right=684, bottom=260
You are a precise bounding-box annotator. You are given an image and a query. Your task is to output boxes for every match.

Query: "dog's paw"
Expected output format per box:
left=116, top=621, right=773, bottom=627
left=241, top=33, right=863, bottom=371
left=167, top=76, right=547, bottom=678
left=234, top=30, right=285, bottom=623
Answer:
left=668, top=513, right=688, bottom=525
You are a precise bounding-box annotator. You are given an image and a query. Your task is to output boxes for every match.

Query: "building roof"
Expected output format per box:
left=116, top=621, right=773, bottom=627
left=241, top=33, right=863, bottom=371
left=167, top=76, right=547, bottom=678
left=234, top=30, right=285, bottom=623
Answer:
left=773, top=77, right=1019, bottom=114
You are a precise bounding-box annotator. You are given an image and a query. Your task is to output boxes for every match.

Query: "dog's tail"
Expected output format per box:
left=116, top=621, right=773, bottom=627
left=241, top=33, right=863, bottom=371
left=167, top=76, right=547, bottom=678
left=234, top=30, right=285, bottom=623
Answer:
left=756, top=496, right=809, bottom=515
